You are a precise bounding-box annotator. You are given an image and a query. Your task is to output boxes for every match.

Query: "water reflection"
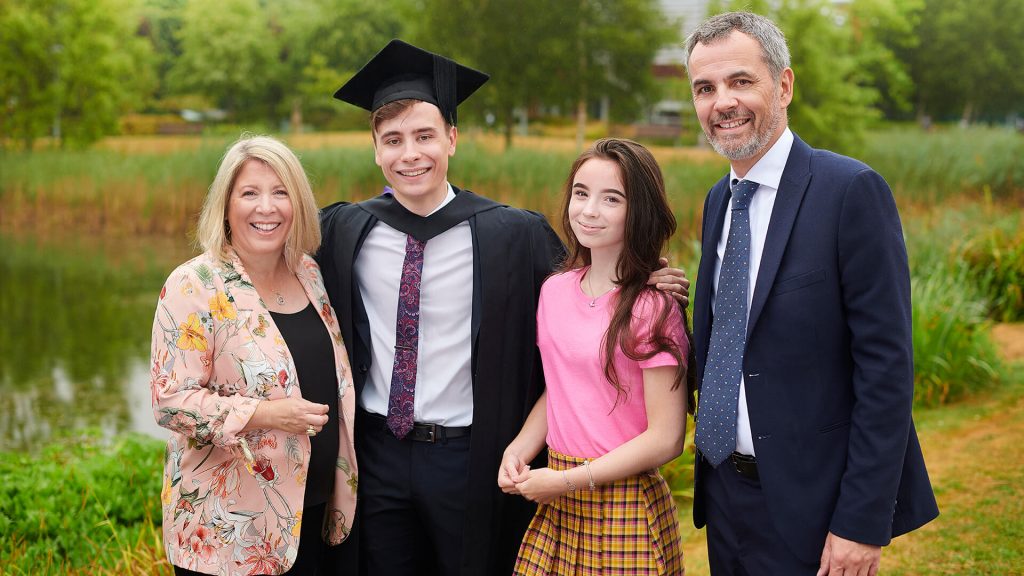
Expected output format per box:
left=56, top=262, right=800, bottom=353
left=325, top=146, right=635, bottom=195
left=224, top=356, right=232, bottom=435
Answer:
left=0, top=235, right=191, bottom=451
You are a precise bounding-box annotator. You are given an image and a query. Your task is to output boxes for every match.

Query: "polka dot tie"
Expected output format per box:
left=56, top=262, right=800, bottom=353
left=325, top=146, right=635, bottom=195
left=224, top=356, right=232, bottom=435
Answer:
left=695, top=179, right=758, bottom=467
left=386, top=235, right=426, bottom=439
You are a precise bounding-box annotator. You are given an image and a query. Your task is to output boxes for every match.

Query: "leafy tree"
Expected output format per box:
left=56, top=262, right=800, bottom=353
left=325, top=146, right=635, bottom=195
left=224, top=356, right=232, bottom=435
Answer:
left=137, top=0, right=187, bottom=104
left=0, top=0, right=155, bottom=149
left=0, top=2, right=52, bottom=149
left=901, top=0, right=1024, bottom=123
left=415, top=0, right=566, bottom=148
left=269, top=0, right=404, bottom=132
left=559, top=0, right=678, bottom=149
left=705, top=0, right=879, bottom=154
left=168, top=0, right=278, bottom=121
left=847, top=0, right=921, bottom=119
left=419, top=0, right=672, bottom=149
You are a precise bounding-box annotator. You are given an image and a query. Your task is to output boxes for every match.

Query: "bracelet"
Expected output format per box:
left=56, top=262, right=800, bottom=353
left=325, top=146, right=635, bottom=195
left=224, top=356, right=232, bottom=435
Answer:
left=562, top=469, right=576, bottom=492
left=583, top=460, right=596, bottom=490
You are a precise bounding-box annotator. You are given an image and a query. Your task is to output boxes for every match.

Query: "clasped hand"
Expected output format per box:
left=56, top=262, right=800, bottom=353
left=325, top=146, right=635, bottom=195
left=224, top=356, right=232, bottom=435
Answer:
left=498, top=452, right=566, bottom=505
left=247, top=396, right=329, bottom=436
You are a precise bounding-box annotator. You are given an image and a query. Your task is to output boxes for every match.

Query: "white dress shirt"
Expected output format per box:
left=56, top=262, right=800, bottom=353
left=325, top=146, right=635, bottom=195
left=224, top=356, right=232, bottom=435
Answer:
left=711, top=128, right=794, bottom=456
left=354, top=183, right=475, bottom=426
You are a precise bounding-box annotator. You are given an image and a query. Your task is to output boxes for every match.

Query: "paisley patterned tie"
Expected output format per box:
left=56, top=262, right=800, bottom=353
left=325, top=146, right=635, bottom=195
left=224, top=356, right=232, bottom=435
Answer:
left=386, top=234, right=426, bottom=439
left=695, top=179, right=758, bottom=467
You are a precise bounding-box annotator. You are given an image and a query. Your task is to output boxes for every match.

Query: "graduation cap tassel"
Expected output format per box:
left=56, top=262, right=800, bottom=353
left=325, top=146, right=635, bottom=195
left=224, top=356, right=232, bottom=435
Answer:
left=432, top=54, right=458, bottom=126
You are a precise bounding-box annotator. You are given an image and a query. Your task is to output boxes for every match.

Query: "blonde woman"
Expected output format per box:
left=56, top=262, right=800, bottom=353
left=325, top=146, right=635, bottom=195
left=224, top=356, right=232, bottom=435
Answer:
left=150, top=135, right=356, bottom=575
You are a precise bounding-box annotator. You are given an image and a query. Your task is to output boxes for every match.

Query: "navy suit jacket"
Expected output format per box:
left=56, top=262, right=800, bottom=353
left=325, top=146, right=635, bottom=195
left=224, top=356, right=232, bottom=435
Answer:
left=692, top=134, right=939, bottom=563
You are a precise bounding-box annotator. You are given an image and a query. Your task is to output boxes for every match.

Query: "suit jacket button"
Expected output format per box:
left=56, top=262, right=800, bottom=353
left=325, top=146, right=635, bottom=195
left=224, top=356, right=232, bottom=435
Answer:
left=359, top=364, right=368, bottom=374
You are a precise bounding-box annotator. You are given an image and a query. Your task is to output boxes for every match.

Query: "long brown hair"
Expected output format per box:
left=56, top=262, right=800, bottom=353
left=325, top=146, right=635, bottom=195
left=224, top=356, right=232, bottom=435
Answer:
left=559, top=138, right=696, bottom=413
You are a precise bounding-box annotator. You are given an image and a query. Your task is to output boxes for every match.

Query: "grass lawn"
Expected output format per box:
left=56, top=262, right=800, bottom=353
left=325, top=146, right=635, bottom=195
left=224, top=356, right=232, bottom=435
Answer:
left=678, top=324, right=1024, bottom=576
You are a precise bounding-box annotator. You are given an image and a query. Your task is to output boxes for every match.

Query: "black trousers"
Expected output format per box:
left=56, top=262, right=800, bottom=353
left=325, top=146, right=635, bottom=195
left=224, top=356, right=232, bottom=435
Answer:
left=173, top=502, right=327, bottom=576
left=355, top=412, right=472, bottom=576
left=702, top=459, right=820, bottom=576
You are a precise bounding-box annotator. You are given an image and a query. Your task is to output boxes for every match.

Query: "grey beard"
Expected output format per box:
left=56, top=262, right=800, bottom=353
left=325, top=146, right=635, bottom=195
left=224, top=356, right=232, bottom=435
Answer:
left=707, top=106, right=783, bottom=162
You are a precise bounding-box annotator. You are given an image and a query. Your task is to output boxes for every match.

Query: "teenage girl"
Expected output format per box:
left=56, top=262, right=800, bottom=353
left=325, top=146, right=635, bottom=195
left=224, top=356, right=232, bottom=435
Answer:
left=499, top=138, right=694, bottom=575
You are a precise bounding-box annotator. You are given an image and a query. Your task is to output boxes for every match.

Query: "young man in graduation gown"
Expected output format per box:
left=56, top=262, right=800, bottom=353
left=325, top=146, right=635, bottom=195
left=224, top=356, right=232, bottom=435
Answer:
left=318, top=40, right=687, bottom=576
left=317, top=40, right=554, bottom=576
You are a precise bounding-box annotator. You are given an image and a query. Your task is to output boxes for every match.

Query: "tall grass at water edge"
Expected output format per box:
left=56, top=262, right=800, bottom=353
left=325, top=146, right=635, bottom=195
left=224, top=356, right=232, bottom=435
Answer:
left=0, top=138, right=722, bottom=256
left=0, top=432, right=170, bottom=575
left=862, top=127, right=1024, bottom=202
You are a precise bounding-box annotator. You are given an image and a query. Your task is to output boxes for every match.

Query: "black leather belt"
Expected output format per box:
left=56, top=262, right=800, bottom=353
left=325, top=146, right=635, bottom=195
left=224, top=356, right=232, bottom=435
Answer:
left=729, top=452, right=759, bottom=480
left=359, top=409, right=471, bottom=443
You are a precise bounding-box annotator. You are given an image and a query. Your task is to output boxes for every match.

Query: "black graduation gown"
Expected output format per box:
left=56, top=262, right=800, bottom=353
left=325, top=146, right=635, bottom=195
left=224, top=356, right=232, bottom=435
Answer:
left=317, top=187, right=566, bottom=576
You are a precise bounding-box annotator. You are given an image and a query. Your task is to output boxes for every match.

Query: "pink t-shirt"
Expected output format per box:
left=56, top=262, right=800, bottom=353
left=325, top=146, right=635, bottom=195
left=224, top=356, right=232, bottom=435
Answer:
left=537, top=268, right=689, bottom=458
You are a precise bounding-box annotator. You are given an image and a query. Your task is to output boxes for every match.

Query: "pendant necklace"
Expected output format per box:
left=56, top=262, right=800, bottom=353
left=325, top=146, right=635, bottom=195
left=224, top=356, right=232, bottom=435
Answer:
left=273, top=291, right=285, bottom=306
left=585, top=269, right=615, bottom=307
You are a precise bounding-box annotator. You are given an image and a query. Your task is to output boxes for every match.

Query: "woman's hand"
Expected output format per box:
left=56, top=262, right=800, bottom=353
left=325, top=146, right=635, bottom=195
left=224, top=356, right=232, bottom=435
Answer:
left=245, top=397, right=329, bottom=435
left=498, top=451, right=530, bottom=495
left=514, top=467, right=568, bottom=505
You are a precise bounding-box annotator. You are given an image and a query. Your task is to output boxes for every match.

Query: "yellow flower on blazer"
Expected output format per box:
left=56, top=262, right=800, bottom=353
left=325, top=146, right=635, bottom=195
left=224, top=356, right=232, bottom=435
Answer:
left=209, top=291, right=237, bottom=322
left=177, top=313, right=208, bottom=352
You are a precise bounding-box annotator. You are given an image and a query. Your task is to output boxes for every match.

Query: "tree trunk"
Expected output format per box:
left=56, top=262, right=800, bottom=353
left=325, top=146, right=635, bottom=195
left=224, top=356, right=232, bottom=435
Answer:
left=575, top=6, right=588, bottom=154
left=960, top=101, right=974, bottom=127
left=290, top=98, right=303, bottom=135
left=503, top=106, right=514, bottom=150
left=575, top=98, right=587, bottom=153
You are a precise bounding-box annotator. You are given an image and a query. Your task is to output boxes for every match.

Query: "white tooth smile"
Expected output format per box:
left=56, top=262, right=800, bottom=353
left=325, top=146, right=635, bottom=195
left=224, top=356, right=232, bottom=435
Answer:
left=718, top=118, right=749, bottom=129
left=400, top=168, right=429, bottom=177
left=251, top=223, right=280, bottom=232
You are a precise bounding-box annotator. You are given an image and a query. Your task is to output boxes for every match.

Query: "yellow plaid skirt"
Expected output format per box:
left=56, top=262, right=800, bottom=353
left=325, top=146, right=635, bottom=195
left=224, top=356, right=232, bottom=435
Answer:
left=514, top=449, right=684, bottom=575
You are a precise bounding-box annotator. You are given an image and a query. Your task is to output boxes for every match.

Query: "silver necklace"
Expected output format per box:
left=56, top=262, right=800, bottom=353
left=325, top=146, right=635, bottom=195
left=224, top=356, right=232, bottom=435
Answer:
left=273, top=290, right=285, bottom=306
left=585, top=270, right=615, bottom=307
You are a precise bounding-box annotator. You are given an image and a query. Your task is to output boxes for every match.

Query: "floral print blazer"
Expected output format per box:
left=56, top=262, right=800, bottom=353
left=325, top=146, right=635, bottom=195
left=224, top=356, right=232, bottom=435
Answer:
left=150, top=250, right=357, bottom=576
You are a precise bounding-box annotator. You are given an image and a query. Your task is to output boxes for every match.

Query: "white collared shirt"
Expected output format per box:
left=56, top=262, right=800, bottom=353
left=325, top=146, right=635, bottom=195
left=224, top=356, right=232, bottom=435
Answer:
left=711, top=128, right=795, bottom=456
left=354, top=183, right=475, bottom=426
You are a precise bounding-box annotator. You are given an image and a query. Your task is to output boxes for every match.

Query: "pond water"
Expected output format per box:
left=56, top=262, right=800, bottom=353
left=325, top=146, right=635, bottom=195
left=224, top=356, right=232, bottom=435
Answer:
left=0, top=234, right=196, bottom=452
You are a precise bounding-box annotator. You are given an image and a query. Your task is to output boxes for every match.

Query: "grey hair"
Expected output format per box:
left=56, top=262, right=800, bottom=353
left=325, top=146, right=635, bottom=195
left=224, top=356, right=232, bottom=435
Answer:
left=684, top=12, right=791, bottom=80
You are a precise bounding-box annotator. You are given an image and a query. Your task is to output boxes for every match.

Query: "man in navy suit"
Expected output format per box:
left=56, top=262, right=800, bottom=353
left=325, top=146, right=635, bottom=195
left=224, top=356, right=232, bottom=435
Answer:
left=685, top=12, right=939, bottom=575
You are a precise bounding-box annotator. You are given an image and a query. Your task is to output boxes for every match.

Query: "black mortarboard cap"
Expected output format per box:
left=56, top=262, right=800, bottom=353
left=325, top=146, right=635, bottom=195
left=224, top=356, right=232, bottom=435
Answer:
left=333, top=39, right=489, bottom=127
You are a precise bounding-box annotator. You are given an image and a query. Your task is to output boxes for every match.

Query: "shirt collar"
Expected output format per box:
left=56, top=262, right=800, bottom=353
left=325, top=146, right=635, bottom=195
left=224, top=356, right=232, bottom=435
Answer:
left=428, top=182, right=457, bottom=216
left=729, top=127, right=794, bottom=190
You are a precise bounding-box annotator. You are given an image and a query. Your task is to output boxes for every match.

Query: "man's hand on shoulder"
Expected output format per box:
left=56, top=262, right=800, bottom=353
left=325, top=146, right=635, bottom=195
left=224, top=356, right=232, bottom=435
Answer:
left=817, top=532, right=881, bottom=576
left=648, top=257, right=690, bottom=307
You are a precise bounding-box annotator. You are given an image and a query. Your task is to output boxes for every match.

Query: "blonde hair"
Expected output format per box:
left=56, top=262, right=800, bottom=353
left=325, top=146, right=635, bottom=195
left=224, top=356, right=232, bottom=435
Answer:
left=196, top=134, right=320, bottom=269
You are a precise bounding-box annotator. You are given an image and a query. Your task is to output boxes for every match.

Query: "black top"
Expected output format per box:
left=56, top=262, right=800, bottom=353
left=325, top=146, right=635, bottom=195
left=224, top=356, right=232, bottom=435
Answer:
left=270, top=303, right=338, bottom=507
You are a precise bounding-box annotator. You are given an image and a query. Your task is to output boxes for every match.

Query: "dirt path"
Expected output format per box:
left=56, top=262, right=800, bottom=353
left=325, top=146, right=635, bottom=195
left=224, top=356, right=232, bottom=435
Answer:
left=680, top=325, right=1024, bottom=575
left=991, top=323, right=1024, bottom=363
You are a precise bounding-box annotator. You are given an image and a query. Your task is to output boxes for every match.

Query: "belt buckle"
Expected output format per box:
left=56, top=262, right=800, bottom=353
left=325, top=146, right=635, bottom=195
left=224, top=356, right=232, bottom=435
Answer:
left=730, top=453, right=757, bottom=480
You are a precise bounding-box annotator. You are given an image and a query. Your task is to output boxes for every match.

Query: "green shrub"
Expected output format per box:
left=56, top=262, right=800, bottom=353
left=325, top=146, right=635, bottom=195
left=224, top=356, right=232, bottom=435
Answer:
left=0, top=432, right=164, bottom=573
left=903, top=203, right=1007, bottom=406
left=911, top=267, right=1002, bottom=406
left=960, top=224, right=1024, bottom=322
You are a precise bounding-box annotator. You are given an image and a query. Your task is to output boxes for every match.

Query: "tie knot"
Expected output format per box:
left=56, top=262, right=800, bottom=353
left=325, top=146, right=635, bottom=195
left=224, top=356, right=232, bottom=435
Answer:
left=405, top=235, right=427, bottom=253
left=730, top=179, right=758, bottom=210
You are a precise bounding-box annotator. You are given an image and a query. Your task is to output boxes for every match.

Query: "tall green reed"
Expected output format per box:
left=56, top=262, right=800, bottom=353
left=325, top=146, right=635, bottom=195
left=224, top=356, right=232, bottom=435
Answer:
left=904, top=203, right=1009, bottom=405
left=863, top=127, right=1024, bottom=203
left=0, top=137, right=723, bottom=263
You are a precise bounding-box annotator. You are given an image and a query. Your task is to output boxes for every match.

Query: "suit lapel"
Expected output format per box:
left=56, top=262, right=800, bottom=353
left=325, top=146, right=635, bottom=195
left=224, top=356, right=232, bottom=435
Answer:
left=746, top=136, right=813, bottom=338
